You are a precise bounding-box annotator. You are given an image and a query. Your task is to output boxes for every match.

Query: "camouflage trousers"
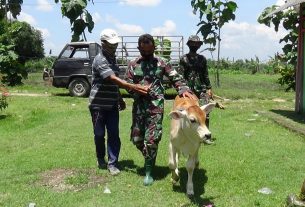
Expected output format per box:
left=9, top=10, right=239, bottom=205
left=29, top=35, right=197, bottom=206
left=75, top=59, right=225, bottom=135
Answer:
left=130, top=112, right=163, bottom=159
left=198, top=91, right=209, bottom=105
left=198, top=91, right=210, bottom=127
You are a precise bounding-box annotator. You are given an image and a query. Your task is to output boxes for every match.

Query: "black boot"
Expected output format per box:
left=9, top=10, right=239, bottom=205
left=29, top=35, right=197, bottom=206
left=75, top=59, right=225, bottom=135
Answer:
left=143, top=157, right=154, bottom=186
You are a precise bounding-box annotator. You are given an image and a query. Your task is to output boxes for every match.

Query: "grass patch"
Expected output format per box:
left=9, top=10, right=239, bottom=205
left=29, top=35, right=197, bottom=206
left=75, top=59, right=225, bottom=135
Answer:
left=0, top=72, right=304, bottom=206
left=258, top=110, right=305, bottom=136
left=65, top=172, right=90, bottom=186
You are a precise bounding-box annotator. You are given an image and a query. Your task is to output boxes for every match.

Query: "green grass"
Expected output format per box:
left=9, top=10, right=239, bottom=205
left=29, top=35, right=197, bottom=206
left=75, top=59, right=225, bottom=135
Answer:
left=0, top=73, right=304, bottom=207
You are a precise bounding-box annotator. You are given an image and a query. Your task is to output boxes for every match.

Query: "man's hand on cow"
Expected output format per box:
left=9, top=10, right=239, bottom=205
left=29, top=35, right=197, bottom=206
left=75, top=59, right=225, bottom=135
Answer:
left=181, top=91, right=197, bottom=100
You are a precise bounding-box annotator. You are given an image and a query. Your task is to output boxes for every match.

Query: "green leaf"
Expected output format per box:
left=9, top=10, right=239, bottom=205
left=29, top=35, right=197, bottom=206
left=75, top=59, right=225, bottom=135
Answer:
left=83, top=10, right=94, bottom=32
left=61, top=0, right=87, bottom=22
left=72, top=19, right=86, bottom=35
left=226, top=1, right=238, bottom=11
left=6, top=0, right=23, bottom=19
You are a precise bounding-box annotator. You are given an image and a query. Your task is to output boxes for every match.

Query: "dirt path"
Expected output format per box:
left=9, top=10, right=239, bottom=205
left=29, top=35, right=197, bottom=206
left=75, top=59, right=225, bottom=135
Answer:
left=9, top=92, right=50, bottom=97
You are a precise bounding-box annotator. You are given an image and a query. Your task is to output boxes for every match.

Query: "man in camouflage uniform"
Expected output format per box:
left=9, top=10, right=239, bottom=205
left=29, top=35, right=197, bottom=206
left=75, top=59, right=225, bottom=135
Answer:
left=179, top=35, right=214, bottom=144
left=127, top=34, right=195, bottom=186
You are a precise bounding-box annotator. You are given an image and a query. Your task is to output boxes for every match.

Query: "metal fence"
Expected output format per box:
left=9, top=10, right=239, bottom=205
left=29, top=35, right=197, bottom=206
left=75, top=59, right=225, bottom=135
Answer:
left=116, top=35, right=184, bottom=66
left=116, top=36, right=184, bottom=86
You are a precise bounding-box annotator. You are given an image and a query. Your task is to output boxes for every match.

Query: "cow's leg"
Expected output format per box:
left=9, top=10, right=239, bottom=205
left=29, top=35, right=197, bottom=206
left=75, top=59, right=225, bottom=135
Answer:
left=194, top=149, right=199, bottom=169
left=168, top=142, right=179, bottom=183
left=186, top=156, right=196, bottom=196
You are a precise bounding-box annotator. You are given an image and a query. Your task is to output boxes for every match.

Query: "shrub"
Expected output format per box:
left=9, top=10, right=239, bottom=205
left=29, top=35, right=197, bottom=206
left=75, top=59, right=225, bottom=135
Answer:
left=0, top=85, right=9, bottom=111
left=25, top=57, right=56, bottom=73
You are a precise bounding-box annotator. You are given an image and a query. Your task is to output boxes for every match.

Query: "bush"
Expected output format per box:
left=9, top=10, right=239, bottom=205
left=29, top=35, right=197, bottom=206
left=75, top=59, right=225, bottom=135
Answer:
left=25, top=57, right=56, bottom=73
left=0, top=85, right=9, bottom=111
left=277, top=64, right=295, bottom=91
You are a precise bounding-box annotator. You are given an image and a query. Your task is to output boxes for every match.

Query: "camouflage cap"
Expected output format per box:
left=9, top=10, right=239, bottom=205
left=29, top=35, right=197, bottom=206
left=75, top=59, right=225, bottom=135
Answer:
left=187, top=35, right=203, bottom=44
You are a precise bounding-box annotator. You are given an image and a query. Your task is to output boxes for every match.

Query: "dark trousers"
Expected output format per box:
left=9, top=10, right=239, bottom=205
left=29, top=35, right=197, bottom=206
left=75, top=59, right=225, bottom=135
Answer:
left=90, top=109, right=121, bottom=167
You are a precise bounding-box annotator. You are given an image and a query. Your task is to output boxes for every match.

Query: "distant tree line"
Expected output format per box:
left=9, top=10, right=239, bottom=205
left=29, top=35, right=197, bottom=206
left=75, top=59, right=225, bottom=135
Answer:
left=207, top=56, right=294, bottom=91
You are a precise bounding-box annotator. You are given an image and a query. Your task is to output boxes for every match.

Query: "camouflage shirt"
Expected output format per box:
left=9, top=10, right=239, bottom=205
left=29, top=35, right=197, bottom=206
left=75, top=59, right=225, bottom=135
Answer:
left=127, top=55, right=190, bottom=114
left=179, top=53, right=211, bottom=96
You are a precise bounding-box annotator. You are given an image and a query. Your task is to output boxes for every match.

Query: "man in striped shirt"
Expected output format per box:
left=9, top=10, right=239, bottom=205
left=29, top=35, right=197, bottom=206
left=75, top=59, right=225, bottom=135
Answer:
left=89, top=29, right=148, bottom=175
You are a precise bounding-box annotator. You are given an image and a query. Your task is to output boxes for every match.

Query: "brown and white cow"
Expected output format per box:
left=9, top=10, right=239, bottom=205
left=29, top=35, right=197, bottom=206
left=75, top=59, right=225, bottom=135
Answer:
left=168, top=95, right=215, bottom=196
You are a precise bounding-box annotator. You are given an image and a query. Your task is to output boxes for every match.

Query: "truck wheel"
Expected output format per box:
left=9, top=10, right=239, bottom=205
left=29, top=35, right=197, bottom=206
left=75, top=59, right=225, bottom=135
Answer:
left=68, top=78, right=90, bottom=97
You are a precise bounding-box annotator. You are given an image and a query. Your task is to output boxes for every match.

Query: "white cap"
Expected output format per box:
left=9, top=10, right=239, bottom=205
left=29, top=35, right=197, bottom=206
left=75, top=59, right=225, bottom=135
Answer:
left=100, top=29, right=121, bottom=44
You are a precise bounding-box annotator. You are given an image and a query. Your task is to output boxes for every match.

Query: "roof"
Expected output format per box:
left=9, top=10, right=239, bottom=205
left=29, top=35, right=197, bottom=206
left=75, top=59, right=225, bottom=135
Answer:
left=67, top=41, right=99, bottom=46
left=264, top=0, right=305, bottom=18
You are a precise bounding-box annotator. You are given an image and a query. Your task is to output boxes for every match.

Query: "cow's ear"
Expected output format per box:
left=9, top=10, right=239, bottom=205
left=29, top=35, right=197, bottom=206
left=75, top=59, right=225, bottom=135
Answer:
left=169, top=110, right=185, bottom=119
left=200, top=103, right=216, bottom=114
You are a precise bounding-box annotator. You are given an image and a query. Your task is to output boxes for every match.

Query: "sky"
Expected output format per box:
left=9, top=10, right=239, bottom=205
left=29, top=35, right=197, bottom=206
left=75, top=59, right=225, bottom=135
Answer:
left=15, top=0, right=288, bottom=62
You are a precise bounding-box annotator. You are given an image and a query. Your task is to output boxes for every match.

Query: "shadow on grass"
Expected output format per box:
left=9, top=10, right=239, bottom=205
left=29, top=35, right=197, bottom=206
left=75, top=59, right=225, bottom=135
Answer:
left=0, top=114, right=10, bottom=120
left=119, top=159, right=169, bottom=181
left=134, top=162, right=170, bottom=181
left=267, top=109, right=305, bottom=136
left=52, top=92, right=70, bottom=97
left=119, top=159, right=214, bottom=206
left=172, top=168, right=215, bottom=207
left=119, top=159, right=138, bottom=173
left=270, top=109, right=305, bottom=124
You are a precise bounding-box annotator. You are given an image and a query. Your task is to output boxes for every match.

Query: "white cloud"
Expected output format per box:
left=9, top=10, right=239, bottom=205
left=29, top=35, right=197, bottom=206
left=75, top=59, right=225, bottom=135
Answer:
left=189, top=10, right=197, bottom=18
left=205, top=21, right=286, bottom=60
left=150, top=20, right=176, bottom=36
left=276, top=0, right=285, bottom=6
left=105, top=14, right=144, bottom=35
left=37, top=28, right=51, bottom=39
left=44, top=41, right=57, bottom=56
left=119, top=0, right=161, bottom=7
left=92, top=12, right=102, bottom=24
left=36, top=0, right=53, bottom=12
left=275, top=0, right=300, bottom=12
left=18, top=12, right=37, bottom=25
left=117, top=24, right=144, bottom=35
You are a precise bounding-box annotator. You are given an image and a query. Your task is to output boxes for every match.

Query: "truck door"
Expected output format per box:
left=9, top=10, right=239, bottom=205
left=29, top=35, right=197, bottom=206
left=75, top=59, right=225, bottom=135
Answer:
left=53, top=44, right=91, bottom=80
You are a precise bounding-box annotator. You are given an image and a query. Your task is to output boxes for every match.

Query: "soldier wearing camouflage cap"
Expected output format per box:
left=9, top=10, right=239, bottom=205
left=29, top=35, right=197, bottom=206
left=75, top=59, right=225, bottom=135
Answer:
left=178, top=35, right=214, bottom=144
left=126, top=34, right=195, bottom=186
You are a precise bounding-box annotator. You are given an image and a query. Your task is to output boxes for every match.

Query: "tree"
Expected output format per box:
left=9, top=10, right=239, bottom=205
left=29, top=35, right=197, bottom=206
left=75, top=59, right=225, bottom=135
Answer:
left=155, top=38, right=172, bottom=61
left=0, top=0, right=95, bottom=85
left=0, top=0, right=23, bottom=20
left=54, top=0, right=94, bottom=42
left=1, top=0, right=94, bottom=41
left=258, top=5, right=298, bottom=91
left=0, top=20, right=44, bottom=85
left=191, top=0, right=237, bottom=87
left=9, top=21, right=44, bottom=62
left=0, top=43, right=25, bottom=86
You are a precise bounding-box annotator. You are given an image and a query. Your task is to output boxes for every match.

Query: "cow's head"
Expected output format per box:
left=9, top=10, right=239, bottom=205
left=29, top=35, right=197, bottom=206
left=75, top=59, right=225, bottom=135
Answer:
left=169, top=103, right=215, bottom=142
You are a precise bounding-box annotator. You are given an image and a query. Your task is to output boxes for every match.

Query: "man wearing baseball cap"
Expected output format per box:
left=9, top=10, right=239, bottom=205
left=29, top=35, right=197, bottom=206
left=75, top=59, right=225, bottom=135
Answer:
left=89, top=29, right=149, bottom=175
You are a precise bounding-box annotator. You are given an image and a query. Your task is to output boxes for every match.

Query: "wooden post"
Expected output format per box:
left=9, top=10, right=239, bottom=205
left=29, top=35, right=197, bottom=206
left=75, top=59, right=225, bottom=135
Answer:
left=4, top=0, right=7, bottom=21
left=296, top=3, right=305, bottom=114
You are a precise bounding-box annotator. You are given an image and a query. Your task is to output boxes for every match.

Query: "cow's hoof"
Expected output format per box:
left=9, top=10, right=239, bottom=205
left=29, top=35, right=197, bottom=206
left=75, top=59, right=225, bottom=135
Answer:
left=203, top=138, right=215, bottom=145
left=287, top=194, right=305, bottom=207
left=144, top=175, right=154, bottom=186
left=187, top=192, right=194, bottom=198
